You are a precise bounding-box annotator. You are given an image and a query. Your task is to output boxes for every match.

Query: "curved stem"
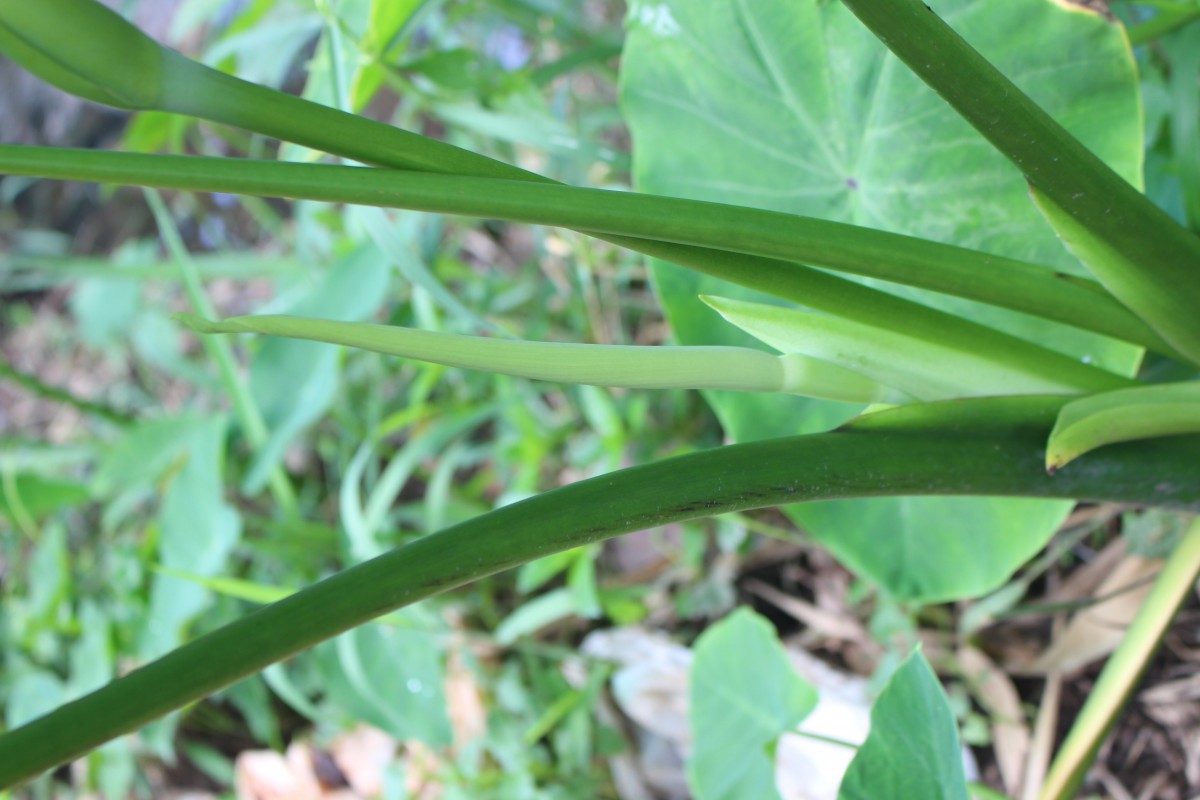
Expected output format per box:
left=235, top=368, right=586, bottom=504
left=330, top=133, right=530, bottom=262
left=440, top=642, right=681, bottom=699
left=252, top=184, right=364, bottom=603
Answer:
left=0, top=397, right=1197, bottom=788
left=0, top=146, right=1145, bottom=393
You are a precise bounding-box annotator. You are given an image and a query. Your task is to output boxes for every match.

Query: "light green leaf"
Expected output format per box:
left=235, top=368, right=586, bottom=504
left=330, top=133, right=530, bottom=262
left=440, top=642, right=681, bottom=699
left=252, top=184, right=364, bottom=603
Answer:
left=703, top=295, right=1115, bottom=400
left=5, top=670, right=66, bottom=730
left=139, top=416, right=242, bottom=660
left=1047, top=382, right=1200, bottom=470
left=621, top=0, right=1143, bottom=601
left=350, top=0, right=424, bottom=109
left=838, top=650, right=967, bottom=800
left=688, top=608, right=817, bottom=800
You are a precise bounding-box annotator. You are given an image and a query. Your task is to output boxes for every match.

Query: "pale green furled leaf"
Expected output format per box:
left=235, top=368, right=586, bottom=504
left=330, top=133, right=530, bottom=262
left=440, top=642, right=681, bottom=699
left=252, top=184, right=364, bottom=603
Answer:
left=688, top=608, right=817, bottom=800
left=1047, top=382, right=1200, bottom=470
left=621, top=0, right=1143, bottom=601
left=703, top=295, right=1109, bottom=400
left=838, top=650, right=968, bottom=800
left=179, top=310, right=911, bottom=404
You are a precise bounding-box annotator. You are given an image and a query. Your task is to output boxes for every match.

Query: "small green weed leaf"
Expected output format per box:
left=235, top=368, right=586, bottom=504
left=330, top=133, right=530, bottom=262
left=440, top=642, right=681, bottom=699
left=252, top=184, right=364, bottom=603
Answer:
left=5, top=669, right=66, bottom=730
left=357, top=209, right=495, bottom=333
left=622, top=0, right=1143, bottom=601
left=350, top=0, right=423, bottom=109
left=494, top=587, right=577, bottom=645
left=66, top=602, right=114, bottom=699
left=26, top=523, right=69, bottom=624
left=314, top=620, right=452, bottom=747
left=517, top=549, right=580, bottom=594
left=1046, top=382, right=1200, bottom=470
left=139, top=416, right=242, bottom=660
left=703, top=295, right=1103, bottom=400
left=1122, top=509, right=1189, bottom=560
left=0, top=474, right=89, bottom=521
left=91, top=416, right=208, bottom=498
left=688, top=608, right=817, bottom=800
left=838, top=650, right=968, bottom=800
left=1031, top=185, right=1200, bottom=365
left=68, top=275, right=141, bottom=348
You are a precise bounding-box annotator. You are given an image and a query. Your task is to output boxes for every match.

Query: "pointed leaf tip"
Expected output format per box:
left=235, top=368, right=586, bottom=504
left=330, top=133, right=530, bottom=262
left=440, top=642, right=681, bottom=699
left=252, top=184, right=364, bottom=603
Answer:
left=173, top=312, right=224, bottom=334
left=1046, top=382, right=1200, bottom=470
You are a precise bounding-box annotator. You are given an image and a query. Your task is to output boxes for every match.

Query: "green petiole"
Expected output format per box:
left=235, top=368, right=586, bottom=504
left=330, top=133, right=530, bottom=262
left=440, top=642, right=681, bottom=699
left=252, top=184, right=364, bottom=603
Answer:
left=703, top=295, right=1133, bottom=400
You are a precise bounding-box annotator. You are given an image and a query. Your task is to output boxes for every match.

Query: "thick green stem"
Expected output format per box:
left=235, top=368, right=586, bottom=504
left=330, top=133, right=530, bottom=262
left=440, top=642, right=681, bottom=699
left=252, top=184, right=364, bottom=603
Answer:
left=0, top=143, right=1170, bottom=359
left=0, top=146, right=1142, bottom=393
left=0, top=397, right=1197, bottom=788
left=838, top=0, right=1200, bottom=363
left=0, top=0, right=1181, bottom=360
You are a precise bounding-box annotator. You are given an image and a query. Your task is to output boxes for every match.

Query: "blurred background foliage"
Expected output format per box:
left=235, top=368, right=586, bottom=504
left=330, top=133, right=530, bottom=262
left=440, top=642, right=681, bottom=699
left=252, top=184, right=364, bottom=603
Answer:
left=0, top=0, right=1197, bottom=797
left=0, top=1, right=734, bottom=795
